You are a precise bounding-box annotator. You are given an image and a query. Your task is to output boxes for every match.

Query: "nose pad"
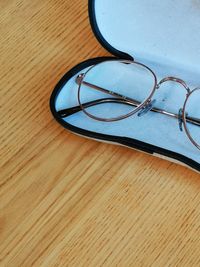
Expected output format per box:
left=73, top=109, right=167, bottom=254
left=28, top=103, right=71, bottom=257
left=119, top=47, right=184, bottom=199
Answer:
left=178, top=108, right=188, bottom=132
left=137, top=99, right=156, bottom=117
left=178, top=108, right=185, bottom=132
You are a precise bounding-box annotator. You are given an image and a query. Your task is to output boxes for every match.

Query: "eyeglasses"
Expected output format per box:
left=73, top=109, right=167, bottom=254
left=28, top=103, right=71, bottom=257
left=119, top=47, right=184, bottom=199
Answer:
left=58, top=60, right=200, bottom=151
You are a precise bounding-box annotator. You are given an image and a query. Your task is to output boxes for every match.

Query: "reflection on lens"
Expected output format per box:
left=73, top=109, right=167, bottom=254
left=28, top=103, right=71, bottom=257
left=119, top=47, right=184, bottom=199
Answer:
left=78, top=60, right=156, bottom=121
left=184, top=88, right=200, bottom=149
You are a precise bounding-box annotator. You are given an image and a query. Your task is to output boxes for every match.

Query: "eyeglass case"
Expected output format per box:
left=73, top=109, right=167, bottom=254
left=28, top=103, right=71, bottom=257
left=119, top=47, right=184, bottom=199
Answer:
left=50, top=0, right=200, bottom=173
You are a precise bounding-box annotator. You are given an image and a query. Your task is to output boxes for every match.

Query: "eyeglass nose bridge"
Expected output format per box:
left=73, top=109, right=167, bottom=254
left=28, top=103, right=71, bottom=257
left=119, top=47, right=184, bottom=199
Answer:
left=157, top=77, right=191, bottom=94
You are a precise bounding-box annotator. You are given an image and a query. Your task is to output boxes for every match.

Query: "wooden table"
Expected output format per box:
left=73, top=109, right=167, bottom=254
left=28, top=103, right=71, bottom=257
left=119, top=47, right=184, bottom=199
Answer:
left=1, top=1, right=200, bottom=266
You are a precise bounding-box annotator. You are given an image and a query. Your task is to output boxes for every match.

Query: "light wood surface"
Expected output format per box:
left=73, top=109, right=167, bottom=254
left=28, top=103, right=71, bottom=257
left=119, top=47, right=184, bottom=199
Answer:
left=1, top=1, right=200, bottom=266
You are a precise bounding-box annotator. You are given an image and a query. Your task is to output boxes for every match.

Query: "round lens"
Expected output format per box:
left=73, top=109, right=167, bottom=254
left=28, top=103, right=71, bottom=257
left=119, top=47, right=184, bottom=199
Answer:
left=78, top=60, right=157, bottom=121
left=183, top=88, right=200, bottom=150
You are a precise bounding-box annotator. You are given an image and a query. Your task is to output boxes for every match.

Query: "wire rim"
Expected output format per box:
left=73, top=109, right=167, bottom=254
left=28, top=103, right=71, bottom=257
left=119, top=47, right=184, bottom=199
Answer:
left=77, top=59, right=157, bottom=122
left=183, top=88, right=200, bottom=150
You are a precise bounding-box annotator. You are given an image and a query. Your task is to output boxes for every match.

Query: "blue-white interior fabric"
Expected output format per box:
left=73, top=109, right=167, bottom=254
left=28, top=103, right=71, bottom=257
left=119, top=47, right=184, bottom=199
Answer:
left=95, top=0, right=200, bottom=85
left=55, top=0, right=200, bottom=164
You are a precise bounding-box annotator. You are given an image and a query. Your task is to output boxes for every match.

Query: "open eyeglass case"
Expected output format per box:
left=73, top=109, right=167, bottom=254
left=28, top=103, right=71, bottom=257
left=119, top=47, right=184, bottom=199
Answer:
left=50, top=0, right=200, bottom=173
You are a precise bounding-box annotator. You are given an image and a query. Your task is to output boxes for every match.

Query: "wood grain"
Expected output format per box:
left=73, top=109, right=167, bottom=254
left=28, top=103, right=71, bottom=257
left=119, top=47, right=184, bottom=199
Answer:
left=1, top=1, right=200, bottom=266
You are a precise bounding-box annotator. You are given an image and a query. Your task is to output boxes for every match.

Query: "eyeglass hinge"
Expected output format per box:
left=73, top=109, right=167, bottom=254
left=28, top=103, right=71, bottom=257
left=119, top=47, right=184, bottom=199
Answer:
left=76, top=74, right=84, bottom=85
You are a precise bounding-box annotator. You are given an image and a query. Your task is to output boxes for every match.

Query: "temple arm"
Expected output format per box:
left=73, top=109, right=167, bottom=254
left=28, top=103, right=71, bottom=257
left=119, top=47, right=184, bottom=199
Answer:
left=57, top=98, right=139, bottom=118
left=57, top=97, right=200, bottom=127
left=57, top=77, right=200, bottom=127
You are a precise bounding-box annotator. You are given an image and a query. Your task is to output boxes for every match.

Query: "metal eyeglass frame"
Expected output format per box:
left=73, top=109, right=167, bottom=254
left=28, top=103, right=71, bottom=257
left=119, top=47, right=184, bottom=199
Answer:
left=58, top=60, right=200, bottom=151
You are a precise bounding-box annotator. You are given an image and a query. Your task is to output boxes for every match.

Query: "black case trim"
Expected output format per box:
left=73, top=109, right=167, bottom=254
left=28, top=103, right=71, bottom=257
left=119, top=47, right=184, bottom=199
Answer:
left=88, top=0, right=133, bottom=61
